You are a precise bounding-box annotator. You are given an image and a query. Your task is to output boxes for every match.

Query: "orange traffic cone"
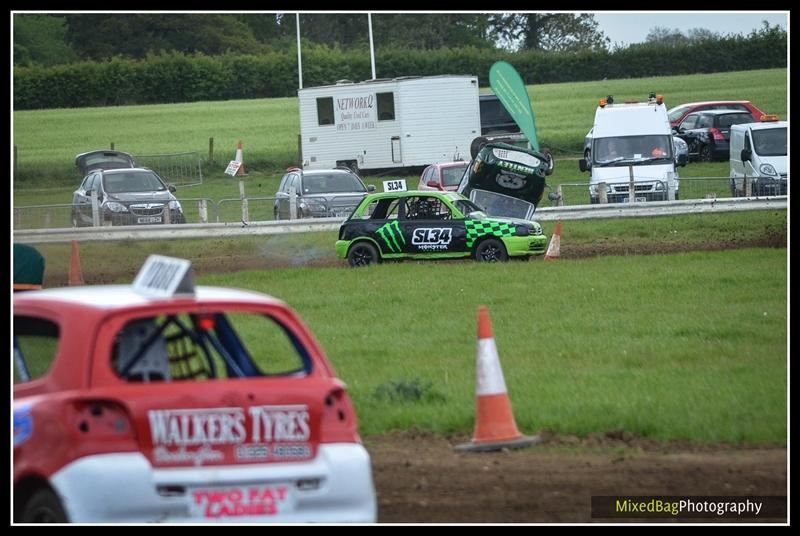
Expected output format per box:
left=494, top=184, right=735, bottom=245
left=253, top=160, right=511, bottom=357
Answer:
left=455, top=306, right=542, bottom=452
left=543, top=221, right=562, bottom=262
left=68, top=240, right=84, bottom=286
left=234, top=140, right=247, bottom=176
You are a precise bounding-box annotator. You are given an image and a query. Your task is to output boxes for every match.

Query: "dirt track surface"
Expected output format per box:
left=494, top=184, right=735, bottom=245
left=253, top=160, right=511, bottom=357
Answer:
left=43, top=237, right=786, bottom=287
left=366, top=430, right=787, bottom=523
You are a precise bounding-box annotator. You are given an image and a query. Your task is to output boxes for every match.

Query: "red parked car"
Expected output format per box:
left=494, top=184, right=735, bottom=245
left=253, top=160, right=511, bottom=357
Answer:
left=13, top=256, right=376, bottom=523
left=417, top=161, right=469, bottom=192
left=667, top=101, right=766, bottom=129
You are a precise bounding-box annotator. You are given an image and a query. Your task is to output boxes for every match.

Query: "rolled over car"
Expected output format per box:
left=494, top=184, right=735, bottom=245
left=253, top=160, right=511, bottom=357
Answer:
left=336, top=190, right=547, bottom=266
left=457, top=142, right=553, bottom=219
left=14, top=256, right=376, bottom=523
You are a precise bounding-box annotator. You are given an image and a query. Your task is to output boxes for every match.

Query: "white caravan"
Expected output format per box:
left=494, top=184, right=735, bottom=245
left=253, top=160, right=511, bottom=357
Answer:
left=297, top=76, right=480, bottom=173
left=729, top=117, right=787, bottom=196
left=580, top=94, right=687, bottom=203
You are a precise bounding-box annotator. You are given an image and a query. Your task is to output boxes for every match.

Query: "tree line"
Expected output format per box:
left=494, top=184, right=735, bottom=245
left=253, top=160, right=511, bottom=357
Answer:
left=13, top=13, right=785, bottom=67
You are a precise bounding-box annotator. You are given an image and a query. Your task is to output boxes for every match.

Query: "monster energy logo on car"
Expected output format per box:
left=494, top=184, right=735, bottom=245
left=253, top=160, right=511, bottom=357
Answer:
left=464, top=220, right=516, bottom=248
left=376, top=220, right=406, bottom=253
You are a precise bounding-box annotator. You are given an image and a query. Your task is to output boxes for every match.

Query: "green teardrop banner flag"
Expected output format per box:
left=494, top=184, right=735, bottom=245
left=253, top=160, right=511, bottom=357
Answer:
left=489, top=61, right=539, bottom=151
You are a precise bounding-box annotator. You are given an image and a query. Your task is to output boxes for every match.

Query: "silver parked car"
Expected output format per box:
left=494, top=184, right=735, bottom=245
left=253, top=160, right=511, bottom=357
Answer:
left=72, top=161, right=185, bottom=226
left=274, top=167, right=375, bottom=220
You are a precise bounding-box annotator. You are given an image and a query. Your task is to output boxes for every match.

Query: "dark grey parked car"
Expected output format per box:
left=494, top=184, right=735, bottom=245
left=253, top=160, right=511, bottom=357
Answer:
left=274, top=168, right=375, bottom=220
left=71, top=167, right=186, bottom=227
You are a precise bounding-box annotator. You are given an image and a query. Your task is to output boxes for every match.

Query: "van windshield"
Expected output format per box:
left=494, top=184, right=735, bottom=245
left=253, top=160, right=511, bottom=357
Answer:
left=593, top=135, right=673, bottom=165
left=752, top=127, right=786, bottom=157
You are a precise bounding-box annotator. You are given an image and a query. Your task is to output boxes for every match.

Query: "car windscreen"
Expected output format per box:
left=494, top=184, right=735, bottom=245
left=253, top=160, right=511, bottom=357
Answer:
left=103, top=172, right=166, bottom=194
left=593, top=135, right=674, bottom=164
left=441, top=165, right=468, bottom=187
left=667, top=106, right=689, bottom=123
left=302, top=173, right=366, bottom=194
left=752, top=127, right=787, bottom=157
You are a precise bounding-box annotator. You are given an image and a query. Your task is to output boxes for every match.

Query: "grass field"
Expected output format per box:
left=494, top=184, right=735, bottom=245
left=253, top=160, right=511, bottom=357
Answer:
left=13, top=68, right=787, bottom=186
left=190, top=248, right=785, bottom=444
left=12, top=67, right=788, bottom=445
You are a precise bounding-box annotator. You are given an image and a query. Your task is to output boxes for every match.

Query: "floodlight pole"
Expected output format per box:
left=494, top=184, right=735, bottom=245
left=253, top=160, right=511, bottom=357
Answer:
left=296, top=13, right=303, bottom=89
left=368, top=13, right=376, bottom=80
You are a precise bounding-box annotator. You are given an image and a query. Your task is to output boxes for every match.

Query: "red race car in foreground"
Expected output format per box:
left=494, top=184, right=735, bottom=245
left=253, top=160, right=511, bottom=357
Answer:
left=14, top=255, right=376, bottom=523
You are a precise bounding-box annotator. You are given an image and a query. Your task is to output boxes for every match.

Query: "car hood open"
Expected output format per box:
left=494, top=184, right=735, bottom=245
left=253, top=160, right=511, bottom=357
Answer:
left=75, top=150, right=137, bottom=175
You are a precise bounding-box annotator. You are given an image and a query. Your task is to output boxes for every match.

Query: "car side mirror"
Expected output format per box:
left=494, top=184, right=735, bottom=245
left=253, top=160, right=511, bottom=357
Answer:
left=741, top=149, right=752, bottom=162
left=677, top=153, right=688, bottom=167
left=367, top=184, right=376, bottom=192
left=579, top=159, right=589, bottom=172
left=168, top=184, right=177, bottom=193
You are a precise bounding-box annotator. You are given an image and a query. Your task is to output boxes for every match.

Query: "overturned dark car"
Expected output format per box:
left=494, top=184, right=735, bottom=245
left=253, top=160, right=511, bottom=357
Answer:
left=456, top=142, right=554, bottom=220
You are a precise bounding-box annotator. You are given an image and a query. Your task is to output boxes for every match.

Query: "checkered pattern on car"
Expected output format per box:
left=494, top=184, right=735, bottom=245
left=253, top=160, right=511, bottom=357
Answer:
left=464, top=220, right=516, bottom=248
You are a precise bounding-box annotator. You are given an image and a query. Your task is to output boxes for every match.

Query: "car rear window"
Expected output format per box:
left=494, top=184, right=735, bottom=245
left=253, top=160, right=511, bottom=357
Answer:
left=717, top=113, right=755, bottom=128
left=441, top=165, right=468, bottom=187
left=112, top=312, right=311, bottom=383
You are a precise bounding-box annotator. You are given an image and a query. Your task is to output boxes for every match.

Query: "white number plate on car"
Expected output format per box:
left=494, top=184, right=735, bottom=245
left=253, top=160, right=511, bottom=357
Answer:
left=383, top=179, right=407, bottom=192
left=138, top=216, right=162, bottom=223
left=622, top=197, right=647, bottom=203
left=189, top=484, right=292, bottom=519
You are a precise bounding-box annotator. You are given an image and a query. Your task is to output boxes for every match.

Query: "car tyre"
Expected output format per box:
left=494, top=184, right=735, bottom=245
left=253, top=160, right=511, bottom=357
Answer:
left=18, top=488, right=68, bottom=523
left=541, top=147, right=555, bottom=176
left=698, top=144, right=713, bottom=162
left=347, top=242, right=380, bottom=267
left=470, top=137, right=488, bottom=159
left=474, top=238, right=508, bottom=262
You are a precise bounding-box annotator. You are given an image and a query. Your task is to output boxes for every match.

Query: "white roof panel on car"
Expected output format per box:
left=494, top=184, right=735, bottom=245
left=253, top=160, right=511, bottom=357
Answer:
left=733, top=120, right=787, bottom=131
left=14, top=285, right=284, bottom=310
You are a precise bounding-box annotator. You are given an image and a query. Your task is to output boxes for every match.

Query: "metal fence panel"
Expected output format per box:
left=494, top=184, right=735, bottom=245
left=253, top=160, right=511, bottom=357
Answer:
left=136, top=152, right=203, bottom=187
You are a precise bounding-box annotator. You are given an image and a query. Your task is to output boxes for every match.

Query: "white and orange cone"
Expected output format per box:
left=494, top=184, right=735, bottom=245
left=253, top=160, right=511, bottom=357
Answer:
left=455, top=306, right=542, bottom=452
left=543, top=221, right=562, bottom=262
left=68, top=240, right=84, bottom=286
left=234, top=140, right=247, bottom=176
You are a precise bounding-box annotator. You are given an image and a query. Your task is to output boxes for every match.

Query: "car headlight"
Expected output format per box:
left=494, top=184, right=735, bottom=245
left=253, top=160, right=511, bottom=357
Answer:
left=169, top=200, right=182, bottom=211
left=654, top=181, right=665, bottom=191
left=104, top=202, right=128, bottom=212
left=759, top=164, right=777, bottom=176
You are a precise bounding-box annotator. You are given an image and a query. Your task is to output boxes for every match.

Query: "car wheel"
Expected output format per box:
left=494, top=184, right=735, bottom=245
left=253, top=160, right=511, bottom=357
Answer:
left=17, top=488, right=68, bottom=523
left=474, top=238, right=508, bottom=262
left=470, top=136, right=488, bottom=159
left=698, top=144, right=713, bottom=163
left=730, top=180, right=737, bottom=198
left=541, top=148, right=555, bottom=176
left=347, top=242, right=380, bottom=267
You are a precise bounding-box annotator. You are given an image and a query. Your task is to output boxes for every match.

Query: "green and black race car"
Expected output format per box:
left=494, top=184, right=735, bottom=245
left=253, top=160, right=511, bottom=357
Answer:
left=335, top=190, right=547, bottom=267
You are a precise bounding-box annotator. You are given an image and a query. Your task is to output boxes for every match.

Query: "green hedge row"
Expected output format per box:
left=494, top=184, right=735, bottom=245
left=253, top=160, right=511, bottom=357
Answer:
left=14, top=32, right=786, bottom=110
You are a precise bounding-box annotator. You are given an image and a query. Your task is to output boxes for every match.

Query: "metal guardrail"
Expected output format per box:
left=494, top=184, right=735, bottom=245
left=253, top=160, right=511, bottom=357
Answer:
left=14, top=196, right=787, bottom=244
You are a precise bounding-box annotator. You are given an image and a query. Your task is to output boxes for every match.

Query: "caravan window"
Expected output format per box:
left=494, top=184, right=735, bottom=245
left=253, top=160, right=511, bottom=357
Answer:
left=317, top=97, right=335, bottom=126
left=377, top=92, right=395, bottom=121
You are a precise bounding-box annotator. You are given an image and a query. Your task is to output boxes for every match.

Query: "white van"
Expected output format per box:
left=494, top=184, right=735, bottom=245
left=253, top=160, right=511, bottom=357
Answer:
left=298, top=76, right=480, bottom=173
left=579, top=94, right=687, bottom=203
left=729, top=117, right=787, bottom=196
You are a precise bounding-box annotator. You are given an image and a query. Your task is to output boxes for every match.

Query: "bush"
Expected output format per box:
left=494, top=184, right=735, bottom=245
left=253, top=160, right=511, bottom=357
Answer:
left=14, top=33, right=786, bottom=110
